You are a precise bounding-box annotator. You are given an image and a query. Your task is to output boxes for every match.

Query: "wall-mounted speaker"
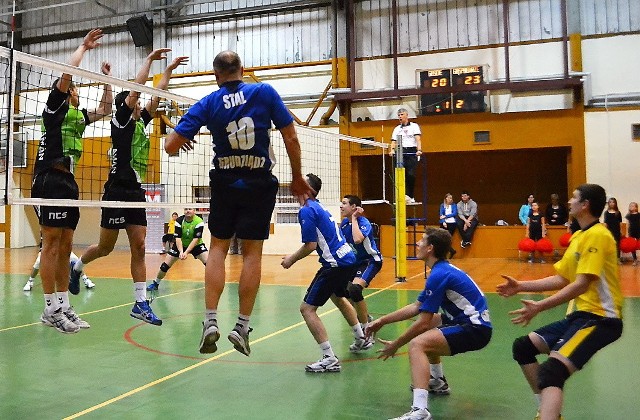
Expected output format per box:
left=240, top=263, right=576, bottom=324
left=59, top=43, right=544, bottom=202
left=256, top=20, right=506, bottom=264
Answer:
left=126, top=15, right=153, bottom=47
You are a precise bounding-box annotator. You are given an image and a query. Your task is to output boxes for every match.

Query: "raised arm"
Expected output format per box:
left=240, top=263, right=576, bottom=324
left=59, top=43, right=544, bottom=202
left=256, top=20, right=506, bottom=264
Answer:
left=86, top=61, right=113, bottom=123
left=147, top=56, right=189, bottom=114
left=58, top=29, right=103, bottom=93
left=125, top=48, right=171, bottom=110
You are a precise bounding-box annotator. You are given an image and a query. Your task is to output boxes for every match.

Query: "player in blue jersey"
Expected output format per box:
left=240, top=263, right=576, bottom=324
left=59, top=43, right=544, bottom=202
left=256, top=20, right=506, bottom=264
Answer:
left=367, top=227, right=492, bottom=420
left=164, top=50, right=313, bottom=356
left=339, top=194, right=382, bottom=352
left=282, top=174, right=366, bottom=373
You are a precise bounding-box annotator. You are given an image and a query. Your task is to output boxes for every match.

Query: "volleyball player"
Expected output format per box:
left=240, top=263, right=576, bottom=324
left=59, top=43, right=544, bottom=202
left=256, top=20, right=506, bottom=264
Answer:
left=70, top=49, right=188, bottom=326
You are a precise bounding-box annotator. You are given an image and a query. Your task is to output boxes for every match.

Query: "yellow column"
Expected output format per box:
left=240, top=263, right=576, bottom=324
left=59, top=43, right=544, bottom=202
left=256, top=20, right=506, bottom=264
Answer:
left=395, top=167, right=407, bottom=281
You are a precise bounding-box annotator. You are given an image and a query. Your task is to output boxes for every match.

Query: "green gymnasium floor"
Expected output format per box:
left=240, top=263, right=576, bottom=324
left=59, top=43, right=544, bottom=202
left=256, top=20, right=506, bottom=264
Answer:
left=1, top=275, right=638, bottom=419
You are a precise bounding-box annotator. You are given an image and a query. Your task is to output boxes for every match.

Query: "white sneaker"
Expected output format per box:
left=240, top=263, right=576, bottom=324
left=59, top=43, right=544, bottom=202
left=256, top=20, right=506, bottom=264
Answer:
left=305, top=355, right=341, bottom=373
left=349, top=336, right=375, bottom=353
left=63, top=307, right=90, bottom=329
left=199, top=320, right=220, bottom=354
left=40, top=308, right=80, bottom=334
left=23, top=280, right=34, bottom=291
left=389, top=407, right=432, bottom=420
left=83, top=276, right=95, bottom=289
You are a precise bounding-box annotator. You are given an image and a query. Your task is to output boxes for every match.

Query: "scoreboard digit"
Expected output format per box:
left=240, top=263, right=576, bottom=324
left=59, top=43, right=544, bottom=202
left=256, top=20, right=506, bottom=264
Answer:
left=451, top=66, right=487, bottom=113
left=418, top=65, right=488, bottom=115
left=419, top=68, right=452, bottom=114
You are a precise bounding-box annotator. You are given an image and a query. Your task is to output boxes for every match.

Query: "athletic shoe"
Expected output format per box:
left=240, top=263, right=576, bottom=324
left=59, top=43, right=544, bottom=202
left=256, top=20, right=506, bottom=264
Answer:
left=23, top=280, right=34, bottom=291
left=63, top=307, right=90, bottom=329
left=146, top=281, right=159, bottom=291
left=40, top=308, right=80, bottom=334
left=228, top=326, right=252, bottom=356
left=428, top=376, right=451, bottom=395
left=130, top=300, right=162, bottom=326
left=460, top=240, right=466, bottom=249
left=305, top=355, right=341, bottom=373
left=199, top=320, right=220, bottom=354
left=83, top=277, right=95, bottom=289
left=389, top=407, right=432, bottom=420
left=349, top=336, right=375, bottom=353
left=69, top=262, right=82, bottom=295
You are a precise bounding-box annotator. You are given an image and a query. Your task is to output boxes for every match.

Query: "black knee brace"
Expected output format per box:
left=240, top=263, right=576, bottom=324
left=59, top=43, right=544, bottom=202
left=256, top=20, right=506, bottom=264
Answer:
left=537, top=357, right=570, bottom=390
left=160, top=262, right=171, bottom=273
left=347, top=282, right=364, bottom=302
left=512, top=335, right=539, bottom=365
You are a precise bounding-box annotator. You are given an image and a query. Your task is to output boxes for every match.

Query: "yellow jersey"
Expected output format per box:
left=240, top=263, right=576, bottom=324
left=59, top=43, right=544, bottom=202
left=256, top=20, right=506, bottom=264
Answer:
left=167, top=219, right=176, bottom=235
left=554, top=223, right=623, bottom=318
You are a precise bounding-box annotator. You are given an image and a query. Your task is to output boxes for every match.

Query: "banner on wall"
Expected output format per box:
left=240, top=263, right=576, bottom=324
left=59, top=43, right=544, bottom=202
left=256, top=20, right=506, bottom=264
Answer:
left=143, top=184, right=166, bottom=254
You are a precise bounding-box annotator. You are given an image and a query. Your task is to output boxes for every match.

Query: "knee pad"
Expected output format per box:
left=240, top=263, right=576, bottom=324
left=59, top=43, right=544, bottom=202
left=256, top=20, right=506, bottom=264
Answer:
left=512, top=335, right=539, bottom=365
left=160, top=262, right=171, bottom=273
left=537, top=358, right=570, bottom=390
left=347, top=282, right=364, bottom=302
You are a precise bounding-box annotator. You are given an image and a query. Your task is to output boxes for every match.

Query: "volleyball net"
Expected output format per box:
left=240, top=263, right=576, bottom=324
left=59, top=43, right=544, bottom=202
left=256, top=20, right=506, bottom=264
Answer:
left=0, top=47, right=388, bottom=215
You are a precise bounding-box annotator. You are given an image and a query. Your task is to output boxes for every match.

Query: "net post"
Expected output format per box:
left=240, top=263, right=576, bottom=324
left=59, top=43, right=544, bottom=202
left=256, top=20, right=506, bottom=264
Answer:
left=394, top=134, right=407, bottom=282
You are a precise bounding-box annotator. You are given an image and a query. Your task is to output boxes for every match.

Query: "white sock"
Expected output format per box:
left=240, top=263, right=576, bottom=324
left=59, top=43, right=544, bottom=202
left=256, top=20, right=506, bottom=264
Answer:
left=134, top=282, right=146, bottom=302
left=205, top=309, right=217, bottom=324
left=154, top=278, right=162, bottom=284
left=28, top=277, right=35, bottom=283
left=236, top=314, right=250, bottom=333
left=44, top=293, right=58, bottom=314
left=351, top=323, right=364, bottom=339
left=56, top=291, right=70, bottom=311
left=412, top=388, right=429, bottom=410
left=73, top=259, right=85, bottom=272
left=430, top=363, right=444, bottom=379
left=534, top=393, right=541, bottom=407
left=319, top=341, right=335, bottom=358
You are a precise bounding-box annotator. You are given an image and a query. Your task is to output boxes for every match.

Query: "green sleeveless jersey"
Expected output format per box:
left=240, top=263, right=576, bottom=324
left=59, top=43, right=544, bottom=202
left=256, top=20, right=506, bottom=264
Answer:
left=131, top=119, right=150, bottom=182
left=41, top=105, right=89, bottom=173
left=175, top=214, right=205, bottom=245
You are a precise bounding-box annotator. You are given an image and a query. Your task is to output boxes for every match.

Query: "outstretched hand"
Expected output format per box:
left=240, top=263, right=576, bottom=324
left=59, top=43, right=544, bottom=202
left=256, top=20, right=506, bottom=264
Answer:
left=82, top=29, right=104, bottom=50
left=376, top=338, right=398, bottom=360
left=508, top=299, right=541, bottom=326
left=365, top=318, right=383, bottom=338
left=147, top=48, right=172, bottom=62
left=167, top=56, right=189, bottom=72
left=101, top=61, right=112, bottom=76
left=290, top=176, right=314, bottom=205
left=496, top=275, right=520, bottom=297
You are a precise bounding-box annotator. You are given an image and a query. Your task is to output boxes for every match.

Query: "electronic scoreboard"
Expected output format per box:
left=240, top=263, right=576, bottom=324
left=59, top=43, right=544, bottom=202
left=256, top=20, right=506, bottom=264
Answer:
left=418, top=65, right=487, bottom=115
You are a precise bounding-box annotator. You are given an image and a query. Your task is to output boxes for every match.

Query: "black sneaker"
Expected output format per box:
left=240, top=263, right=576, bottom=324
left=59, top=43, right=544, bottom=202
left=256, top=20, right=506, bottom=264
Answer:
left=228, top=326, right=252, bottom=356
left=69, top=261, right=82, bottom=295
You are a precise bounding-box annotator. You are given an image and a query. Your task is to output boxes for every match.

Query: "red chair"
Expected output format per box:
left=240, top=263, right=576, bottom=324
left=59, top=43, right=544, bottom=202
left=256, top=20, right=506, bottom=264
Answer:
left=620, top=237, right=638, bottom=254
left=536, top=238, right=554, bottom=254
left=518, top=238, right=536, bottom=253
left=559, top=232, right=572, bottom=248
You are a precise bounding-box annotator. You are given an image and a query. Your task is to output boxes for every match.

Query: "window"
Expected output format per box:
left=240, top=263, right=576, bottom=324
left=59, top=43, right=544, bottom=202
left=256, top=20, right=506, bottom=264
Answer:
left=276, top=183, right=300, bottom=224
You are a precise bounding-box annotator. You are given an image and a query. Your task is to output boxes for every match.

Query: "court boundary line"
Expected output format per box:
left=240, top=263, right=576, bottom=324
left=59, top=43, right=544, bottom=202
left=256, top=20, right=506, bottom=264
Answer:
left=62, top=271, right=425, bottom=419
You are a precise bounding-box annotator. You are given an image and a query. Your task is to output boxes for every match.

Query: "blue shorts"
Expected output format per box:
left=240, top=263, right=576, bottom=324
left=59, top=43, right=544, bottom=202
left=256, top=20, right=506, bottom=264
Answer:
left=438, top=321, right=492, bottom=356
left=353, top=260, right=382, bottom=285
left=534, top=311, right=623, bottom=369
left=303, top=266, right=355, bottom=307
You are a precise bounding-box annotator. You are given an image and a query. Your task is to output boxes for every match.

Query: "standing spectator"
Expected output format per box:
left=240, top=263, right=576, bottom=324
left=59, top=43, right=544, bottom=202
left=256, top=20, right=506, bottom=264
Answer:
left=526, top=202, right=547, bottom=263
left=164, top=50, right=314, bottom=355
left=161, top=211, right=179, bottom=254
left=389, top=108, right=422, bottom=202
left=367, top=227, right=492, bottom=420
left=32, top=29, right=104, bottom=334
left=281, top=174, right=361, bottom=372
left=545, top=193, right=568, bottom=226
left=70, top=49, right=188, bottom=327
left=456, top=191, right=478, bottom=248
left=603, top=197, right=622, bottom=262
left=339, top=194, right=382, bottom=352
left=625, top=202, right=640, bottom=265
left=519, top=194, right=535, bottom=225
left=439, top=193, right=458, bottom=258
left=497, top=183, right=623, bottom=420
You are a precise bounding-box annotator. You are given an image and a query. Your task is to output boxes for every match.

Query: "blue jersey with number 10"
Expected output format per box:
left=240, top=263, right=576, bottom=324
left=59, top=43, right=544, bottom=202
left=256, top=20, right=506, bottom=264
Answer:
left=173, top=80, right=293, bottom=171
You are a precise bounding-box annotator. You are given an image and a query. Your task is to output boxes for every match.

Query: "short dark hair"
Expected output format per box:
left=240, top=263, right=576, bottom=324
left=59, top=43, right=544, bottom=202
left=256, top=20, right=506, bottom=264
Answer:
left=171, top=212, right=179, bottom=217
left=461, top=190, right=469, bottom=196
left=576, top=183, right=607, bottom=217
left=114, top=90, right=130, bottom=108
left=425, top=227, right=451, bottom=260
left=213, top=51, right=242, bottom=76
left=306, top=173, right=322, bottom=196
left=343, top=194, right=361, bottom=207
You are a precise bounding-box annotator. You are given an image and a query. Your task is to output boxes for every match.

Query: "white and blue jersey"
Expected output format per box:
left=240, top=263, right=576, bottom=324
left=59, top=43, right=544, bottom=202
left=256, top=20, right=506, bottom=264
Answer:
left=173, top=81, right=293, bottom=172
left=299, top=199, right=355, bottom=268
left=340, top=216, right=382, bottom=263
left=417, top=261, right=491, bottom=328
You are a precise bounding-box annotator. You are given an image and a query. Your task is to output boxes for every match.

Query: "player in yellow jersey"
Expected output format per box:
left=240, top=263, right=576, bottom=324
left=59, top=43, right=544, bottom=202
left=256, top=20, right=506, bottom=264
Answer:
left=497, top=183, right=623, bottom=420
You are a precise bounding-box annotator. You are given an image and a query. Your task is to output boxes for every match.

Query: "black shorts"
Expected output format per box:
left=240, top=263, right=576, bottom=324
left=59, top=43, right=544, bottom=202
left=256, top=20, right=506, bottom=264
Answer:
left=32, top=168, right=80, bottom=229
left=208, top=169, right=278, bottom=240
left=534, top=311, right=623, bottom=370
left=303, top=265, right=355, bottom=307
left=168, top=243, right=208, bottom=258
left=438, top=321, right=492, bottom=356
left=162, top=234, right=176, bottom=243
left=100, top=181, right=147, bottom=229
